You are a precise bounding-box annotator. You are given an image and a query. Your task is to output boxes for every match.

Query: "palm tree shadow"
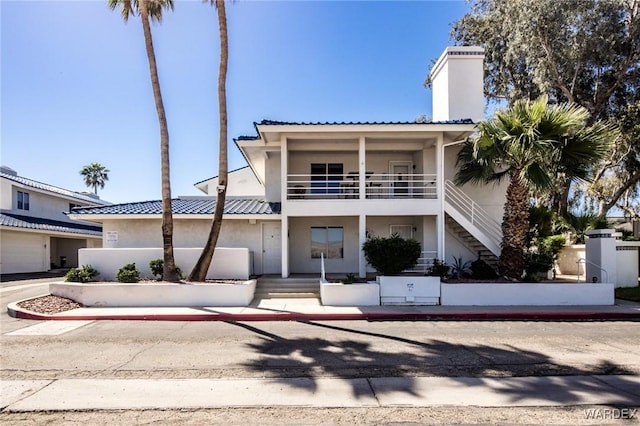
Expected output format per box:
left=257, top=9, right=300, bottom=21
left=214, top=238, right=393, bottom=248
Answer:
left=228, top=321, right=638, bottom=404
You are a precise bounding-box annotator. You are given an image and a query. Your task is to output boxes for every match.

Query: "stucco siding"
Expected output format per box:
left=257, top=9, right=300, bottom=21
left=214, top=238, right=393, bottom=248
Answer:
left=289, top=216, right=360, bottom=274
left=443, top=144, right=506, bottom=221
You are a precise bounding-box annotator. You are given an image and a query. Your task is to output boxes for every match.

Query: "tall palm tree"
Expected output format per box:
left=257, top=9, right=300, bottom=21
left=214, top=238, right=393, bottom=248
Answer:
left=80, top=162, right=110, bottom=195
left=455, top=96, right=612, bottom=279
left=189, top=0, right=228, bottom=282
left=108, top=0, right=180, bottom=282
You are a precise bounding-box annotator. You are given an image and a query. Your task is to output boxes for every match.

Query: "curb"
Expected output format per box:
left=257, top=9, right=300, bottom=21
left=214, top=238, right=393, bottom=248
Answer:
left=8, top=302, right=640, bottom=322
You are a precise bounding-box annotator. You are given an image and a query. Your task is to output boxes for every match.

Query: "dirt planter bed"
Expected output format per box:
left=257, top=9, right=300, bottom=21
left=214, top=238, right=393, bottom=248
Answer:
left=50, top=280, right=257, bottom=307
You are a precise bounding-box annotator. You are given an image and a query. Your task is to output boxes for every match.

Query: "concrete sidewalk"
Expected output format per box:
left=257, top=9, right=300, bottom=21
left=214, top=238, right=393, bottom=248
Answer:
left=8, top=297, right=640, bottom=321
left=3, top=375, right=640, bottom=412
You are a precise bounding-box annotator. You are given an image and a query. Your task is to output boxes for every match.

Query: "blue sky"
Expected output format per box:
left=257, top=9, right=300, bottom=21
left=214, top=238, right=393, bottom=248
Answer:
left=1, top=0, right=469, bottom=204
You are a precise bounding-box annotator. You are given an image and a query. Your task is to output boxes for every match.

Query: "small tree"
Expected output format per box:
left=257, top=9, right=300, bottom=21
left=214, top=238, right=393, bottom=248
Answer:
left=362, top=235, right=421, bottom=276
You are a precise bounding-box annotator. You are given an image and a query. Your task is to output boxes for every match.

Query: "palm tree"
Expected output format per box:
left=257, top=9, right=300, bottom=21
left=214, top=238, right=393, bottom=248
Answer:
left=189, top=0, right=228, bottom=282
left=80, top=163, right=109, bottom=195
left=455, top=96, right=612, bottom=279
left=108, top=0, right=180, bottom=282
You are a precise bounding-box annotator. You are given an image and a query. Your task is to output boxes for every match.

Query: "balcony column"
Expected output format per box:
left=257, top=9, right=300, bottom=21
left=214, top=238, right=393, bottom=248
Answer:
left=280, top=136, right=289, bottom=278
left=359, top=214, right=367, bottom=278
left=359, top=136, right=366, bottom=199
left=436, top=134, right=445, bottom=260
left=280, top=136, right=288, bottom=203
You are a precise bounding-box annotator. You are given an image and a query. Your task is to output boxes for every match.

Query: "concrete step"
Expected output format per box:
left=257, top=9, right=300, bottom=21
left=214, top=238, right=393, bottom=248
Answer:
left=254, top=291, right=320, bottom=299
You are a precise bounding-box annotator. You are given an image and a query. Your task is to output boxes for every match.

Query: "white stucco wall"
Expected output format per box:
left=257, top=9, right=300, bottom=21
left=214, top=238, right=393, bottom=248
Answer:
left=198, top=167, right=265, bottom=197
left=101, top=218, right=271, bottom=274
left=265, top=153, right=281, bottom=202
left=78, top=247, right=252, bottom=281
left=443, top=144, right=507, bottom=221
left=430, top=47, right=485, bottom=122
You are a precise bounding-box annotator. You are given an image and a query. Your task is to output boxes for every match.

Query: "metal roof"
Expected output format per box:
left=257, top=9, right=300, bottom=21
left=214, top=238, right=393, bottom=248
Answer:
left=70, top=197, right=281, bottom=216
left=1, top=171, right=111, bottom=206
left=255, top=118, right=475, bottom=126
left=0, top=212, right=103, bottom=236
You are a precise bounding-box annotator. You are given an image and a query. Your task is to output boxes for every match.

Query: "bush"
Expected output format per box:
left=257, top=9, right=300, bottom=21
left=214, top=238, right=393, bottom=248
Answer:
left=470, top=258, right=498, bottom=280
left=65, top=265, right=99, bottom=283
left=149, top=259, right=163, bottom=278
left=426, top=259, right=450, bottom=278
left=117, top=263, right=140, bottom=283
left=449, top=256, right=471, bottom=279
left=362, top=235, right=421, bottom=276
left=148, top=258, right=182, bottom=280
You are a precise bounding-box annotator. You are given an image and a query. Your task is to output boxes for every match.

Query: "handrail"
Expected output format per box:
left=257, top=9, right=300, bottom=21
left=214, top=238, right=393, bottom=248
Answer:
left=576, top=258, right=608, bottom=283
left=288, top=173, right=437, bottom=199
left=444, top=180, right=502, bottom=248
left=404, top=251, right=438, bottom=273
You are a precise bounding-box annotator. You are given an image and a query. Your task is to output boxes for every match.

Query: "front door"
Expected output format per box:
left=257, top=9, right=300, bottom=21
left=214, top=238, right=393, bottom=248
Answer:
left=390, top=161, right=412, bottom=197
left=262, top=222, right=282, bottom=274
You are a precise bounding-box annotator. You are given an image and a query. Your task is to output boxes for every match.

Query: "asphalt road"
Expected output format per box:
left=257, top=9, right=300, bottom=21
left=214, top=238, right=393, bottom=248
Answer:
left=2, top=280, right=639, bottom=425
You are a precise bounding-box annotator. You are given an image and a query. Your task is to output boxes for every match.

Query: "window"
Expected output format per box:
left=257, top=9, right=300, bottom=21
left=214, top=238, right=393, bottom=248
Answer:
left=17, top=191, right=29, bottom=210
left=311, top=227, right=344, bottom=259
left=310, top=163, right=343, bottom=194
left=390, top=225, right=413, bottom=240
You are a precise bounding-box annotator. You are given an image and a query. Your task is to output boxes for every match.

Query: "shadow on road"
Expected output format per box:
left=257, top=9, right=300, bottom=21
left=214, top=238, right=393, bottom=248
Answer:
left=229, top=320, right=638, bottom=404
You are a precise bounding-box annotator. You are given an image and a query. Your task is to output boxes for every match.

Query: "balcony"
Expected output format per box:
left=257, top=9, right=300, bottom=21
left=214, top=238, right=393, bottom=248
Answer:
left=287, top=172, right=437, bottom=200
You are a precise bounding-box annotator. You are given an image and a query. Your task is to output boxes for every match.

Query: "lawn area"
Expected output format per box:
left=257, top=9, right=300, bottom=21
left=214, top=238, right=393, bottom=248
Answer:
left=615, top=286, right=640, bottom=302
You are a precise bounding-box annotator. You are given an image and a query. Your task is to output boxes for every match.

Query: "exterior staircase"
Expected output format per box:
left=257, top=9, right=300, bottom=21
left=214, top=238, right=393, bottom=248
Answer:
left=254, top=276, right=320, bottom=299
left=446, top=215, right=499, bottom=268
left=444, top=180, right=502, bottom=270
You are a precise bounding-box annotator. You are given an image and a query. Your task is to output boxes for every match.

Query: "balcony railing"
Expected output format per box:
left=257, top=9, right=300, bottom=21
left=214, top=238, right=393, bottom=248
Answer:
left=287, top=173, right=437, bottom=200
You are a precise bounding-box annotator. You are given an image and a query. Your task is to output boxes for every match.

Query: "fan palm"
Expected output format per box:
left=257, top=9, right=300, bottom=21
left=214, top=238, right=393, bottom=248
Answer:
left=108, top=0, right=180, bottom=282
left=455, top=96, right=612, bottom=279
left=80, top=163, right=109, bottom=195
left=189, top=0, right=228, bottom=282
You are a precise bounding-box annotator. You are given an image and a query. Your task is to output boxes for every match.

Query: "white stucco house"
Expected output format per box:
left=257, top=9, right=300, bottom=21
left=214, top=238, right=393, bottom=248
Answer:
left=68, top=46, right=507, bottom=279
left=0, top=166, right=108, bottom=274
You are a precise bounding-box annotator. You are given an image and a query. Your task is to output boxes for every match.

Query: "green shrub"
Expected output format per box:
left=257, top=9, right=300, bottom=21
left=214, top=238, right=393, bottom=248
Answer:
left=449, top=256, right=471, bottom=279
left=148, top=258, right=182, bottom=280
left=362, top=235, right=421, bottom=276
left=117, top=263, right=140, bottom=283
left=470, top=258, right=498, bottom=280
left=426, top=259, right=450, bottom=278
left=65, top=265, right=99, bottom=283
left=149, top=259, right=163, bottom=278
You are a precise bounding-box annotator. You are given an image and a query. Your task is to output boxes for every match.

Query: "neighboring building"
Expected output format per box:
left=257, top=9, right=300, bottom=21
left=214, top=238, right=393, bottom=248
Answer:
left=0, top=166, right=109, bottom=274
left=69, top=46, right=507, bottom=278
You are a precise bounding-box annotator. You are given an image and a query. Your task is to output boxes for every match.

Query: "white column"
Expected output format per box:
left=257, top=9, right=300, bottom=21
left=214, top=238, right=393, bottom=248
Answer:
left=359, top=214, right=367, bottom=278
left=585, top=229, right=617, bottom=284
left=281, top=215, right=289, bottom=278
left=358, top=136, right=366, bottom=199
left=280, top=136, right=289, bottom=278
left=436, top=134, right=445, bottom=260
left=280, top=136, right=288, bottom=203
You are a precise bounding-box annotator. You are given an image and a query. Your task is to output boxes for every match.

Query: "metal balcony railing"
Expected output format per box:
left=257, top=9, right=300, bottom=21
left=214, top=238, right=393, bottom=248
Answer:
left=287, top=173, right=437, bottom=200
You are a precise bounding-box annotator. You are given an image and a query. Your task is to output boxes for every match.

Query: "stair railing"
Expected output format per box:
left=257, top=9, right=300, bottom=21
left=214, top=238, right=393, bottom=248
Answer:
left=444, top=180, right=502, bottom=251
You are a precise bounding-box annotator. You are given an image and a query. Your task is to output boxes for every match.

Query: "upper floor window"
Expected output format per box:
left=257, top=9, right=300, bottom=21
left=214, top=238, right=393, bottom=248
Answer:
left=17, top=191, right=30, bottom=210
left=311, top=163, right=343, bottom=194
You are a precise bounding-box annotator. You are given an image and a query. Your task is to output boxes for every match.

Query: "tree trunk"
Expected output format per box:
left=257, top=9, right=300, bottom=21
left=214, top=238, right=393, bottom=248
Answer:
left=498, top=174, right=530, bottom=279
left=140, top=0, right=180, bottom=282
left=189, top=0, right=228, bottom=282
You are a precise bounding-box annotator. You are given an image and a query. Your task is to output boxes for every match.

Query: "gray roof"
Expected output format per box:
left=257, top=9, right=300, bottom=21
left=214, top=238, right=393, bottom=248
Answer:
left=0, top=212, right=102, bottom=236
left=70, top=198, right=281, bottom=216
left=1, top=171, right=111, bottom=206
left=255, top=119, right=475, bottom=126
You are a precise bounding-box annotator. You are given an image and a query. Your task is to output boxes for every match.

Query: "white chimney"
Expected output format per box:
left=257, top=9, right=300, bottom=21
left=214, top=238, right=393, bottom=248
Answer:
left=428, top=46, right=485, bottom=122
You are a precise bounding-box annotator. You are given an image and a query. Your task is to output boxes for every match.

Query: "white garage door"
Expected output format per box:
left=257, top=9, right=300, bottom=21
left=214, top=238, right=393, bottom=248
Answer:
left=0, top=231, right=48, bottom=274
